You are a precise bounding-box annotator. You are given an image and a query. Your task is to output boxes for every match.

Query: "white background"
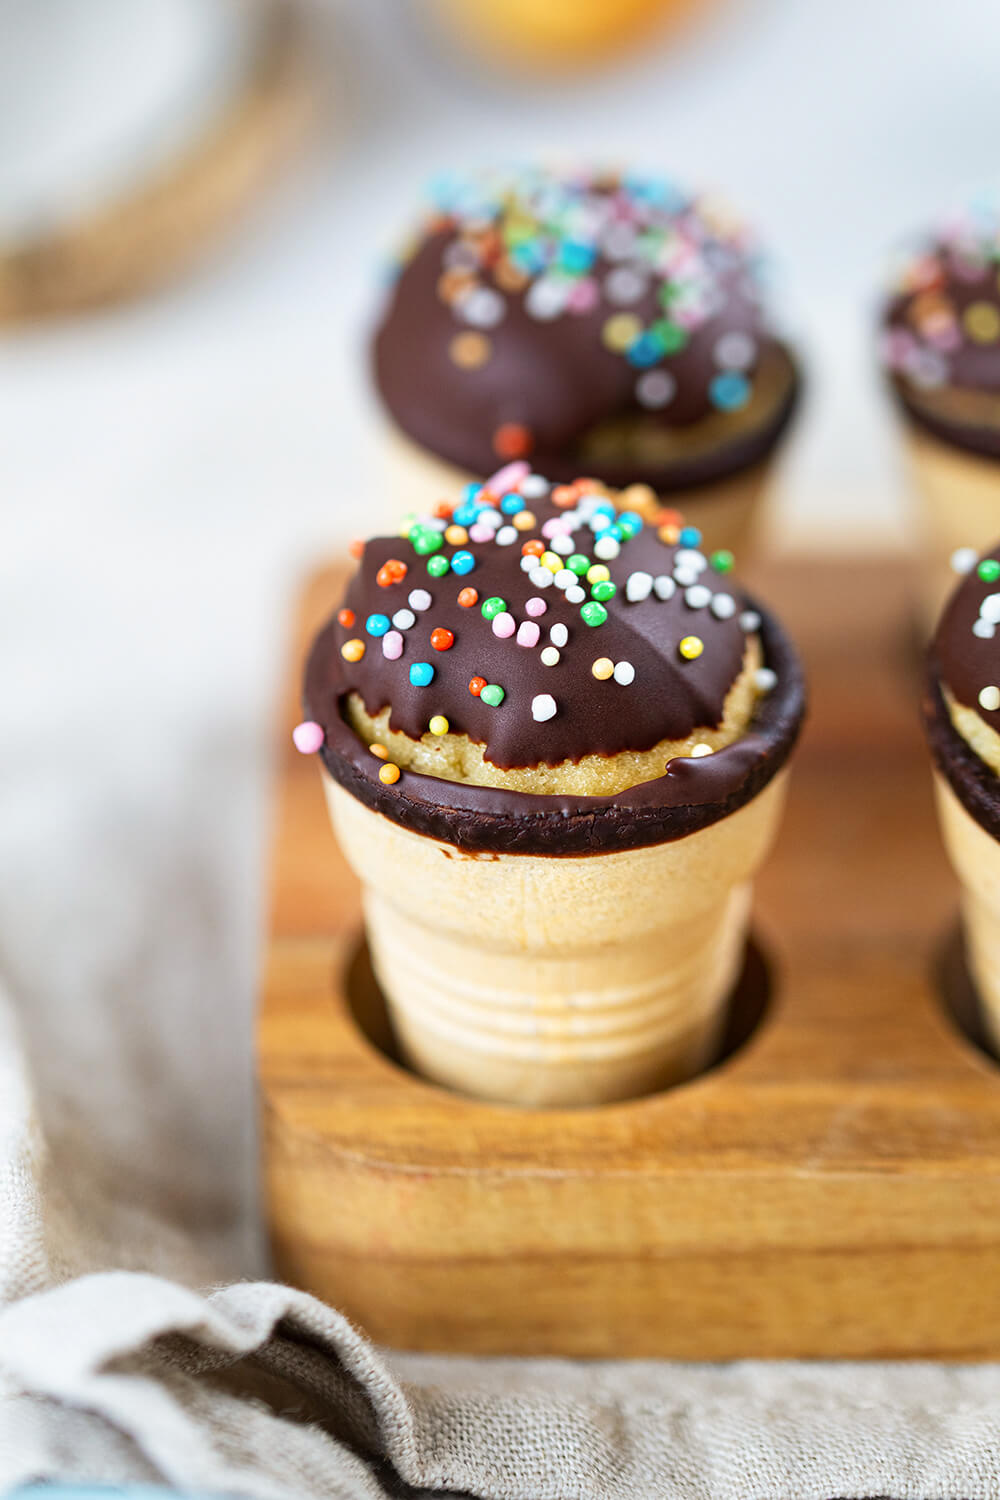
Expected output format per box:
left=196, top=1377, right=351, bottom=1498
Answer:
left=1, top=0, right=999, bottom=1273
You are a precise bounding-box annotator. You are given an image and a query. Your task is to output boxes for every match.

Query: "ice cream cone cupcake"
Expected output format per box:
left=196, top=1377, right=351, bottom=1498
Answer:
left=924, top=541, right=1000, bottom=1052
left=372, top=166, right=801, bottom=557
left=297, top=468, right=805, bottom=1107
left=880, top=197, right=1000, bottom=616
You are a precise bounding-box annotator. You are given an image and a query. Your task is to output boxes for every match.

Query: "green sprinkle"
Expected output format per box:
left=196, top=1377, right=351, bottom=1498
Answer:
left=480, top=684, right=505, bottom=707
left=979, top=559, right=1000, bottom=582
left=481, top=596, right=507, bottom=620
left=427, top=554, right=450, bottom=577
left=711, top=549, right=734, bottom=574
left=581, top=601, right=608, bottom=627
left=591, top=580, right=617, bottom=602
left=567, top=553, right=590, bottom=576
left=652, top=318, right=687, bottom=353
left=410, top=527, right=443, bottom=556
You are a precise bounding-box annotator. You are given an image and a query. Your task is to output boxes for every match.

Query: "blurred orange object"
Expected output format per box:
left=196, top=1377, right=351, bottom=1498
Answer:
left=430, top=0, right=703, bottom=70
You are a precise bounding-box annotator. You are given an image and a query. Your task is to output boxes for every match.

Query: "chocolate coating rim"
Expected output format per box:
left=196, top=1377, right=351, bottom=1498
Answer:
left=924, top=649, right=1000, bottom=841
left=890, top=375, right=1000, bottom=463
left=306, top=596, right=805, bottom=857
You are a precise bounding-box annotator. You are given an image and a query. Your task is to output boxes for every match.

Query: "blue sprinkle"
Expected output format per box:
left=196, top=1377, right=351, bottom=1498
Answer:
left=365, top=613, right=391, bottom=637
left=617, top=511, right=644, bottom=538
left=453, top=502, right=480, bottom=526
left=679, top=525, right=702, bottom=547
left=451, top=550, right=476, bottom=574
left=500, top=492, right=525, bottom=515
left=462, top=482, right=483, bottom=504
left=409, top=661, right=435, bottom=687
left=709, top=371, right=751, bottom=411
left=626, top=332, right=663, bottom=368
left=559, top=240, right=596, bottom=273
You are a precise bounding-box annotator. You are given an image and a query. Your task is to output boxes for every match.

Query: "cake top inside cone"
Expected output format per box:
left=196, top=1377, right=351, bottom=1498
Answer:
left=933, top=543, right=1000, bottom=771
left=373, top=164, right=798, bottom=491
left=881, top=195, right=1000, bottom=453
left=301, top=469, right=784, bottom=799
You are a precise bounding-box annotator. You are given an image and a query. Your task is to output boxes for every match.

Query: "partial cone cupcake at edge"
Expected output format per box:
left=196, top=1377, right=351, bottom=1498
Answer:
left=299, top=466, right=805, bottom=1106
left=372, top=166, right=801, bottom=555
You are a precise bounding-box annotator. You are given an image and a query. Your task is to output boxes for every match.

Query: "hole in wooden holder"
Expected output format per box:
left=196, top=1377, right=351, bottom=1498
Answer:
left=937, top=924, right=1000, bottom=1065
left=341, top=932, right=773, bottom=1107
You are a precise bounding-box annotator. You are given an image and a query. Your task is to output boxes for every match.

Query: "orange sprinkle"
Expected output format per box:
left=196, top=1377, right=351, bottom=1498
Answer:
left=369, top=743, right=389, bottom=760
left=512, top=510, right=536, bottom=531
left=658, top=524, right=681, bottom=545
left=431, top=627, right=454, bottom=652
left=337, top=608, right=355, bottom=628
left=552, top=484, right=578, bottom=508
left=377, top=558, right=408, bottom=588
left=658, top=508, right=684, bottom=528
left=458, top=587, right=479, bottom=608
left=575, top=477, right=601, bottom=494
left=378, top=763, right=401, bottom=785
left=445, top=524, right=469, bottom=545
left=469, top=676, right=487, bottom=697
left=341, top=638, right=365, bottom=662
left=522, top=539, right=545, bottom=558
left=349, top=539, right=364, bottom=559
left=493, top=422, right=533, bottom=459
left=434, top=501, right=455, bottom=519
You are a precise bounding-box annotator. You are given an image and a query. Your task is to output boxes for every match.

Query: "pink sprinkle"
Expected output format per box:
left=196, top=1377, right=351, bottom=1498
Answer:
left=525, top=597, right=547, bottom=618
left=516, top=621, right=540, bottom=648
left=567, top=278, right=599, bottom=313
left=485, top=460, right=530, bottom=494
left=292, top=721, right=324, bottom=755
left=382, top=630, right=403, bottom=660
left=541, top=518, right=570, bottom=538
left=492, top=611, right=516, bottom=639
left=469, top=523, right=493, bottom=543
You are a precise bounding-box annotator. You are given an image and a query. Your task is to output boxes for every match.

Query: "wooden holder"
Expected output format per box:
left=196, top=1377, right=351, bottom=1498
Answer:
left=260, top=557, right=1000, bottom=1359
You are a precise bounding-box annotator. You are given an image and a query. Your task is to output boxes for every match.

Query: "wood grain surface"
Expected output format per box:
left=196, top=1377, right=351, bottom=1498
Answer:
left=260, top=556, right=1000, bottom=1359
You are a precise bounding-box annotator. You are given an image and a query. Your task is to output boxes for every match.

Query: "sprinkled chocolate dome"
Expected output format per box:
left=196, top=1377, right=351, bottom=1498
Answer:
left=373, top=166, right=800, bottom=492
left=932, top=544, right=1000, bottom=731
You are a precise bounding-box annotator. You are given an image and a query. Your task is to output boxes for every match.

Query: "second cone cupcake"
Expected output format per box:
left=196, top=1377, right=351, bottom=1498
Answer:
left=299, top=466, right=805, bottom=1107
left=373, top=165, right=801, bottom=556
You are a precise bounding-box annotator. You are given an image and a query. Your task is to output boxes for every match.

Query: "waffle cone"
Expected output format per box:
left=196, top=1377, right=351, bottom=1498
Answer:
left=933, top=771, right=1000, bottom=1054
left=324, top=770, right=788, bottom=1106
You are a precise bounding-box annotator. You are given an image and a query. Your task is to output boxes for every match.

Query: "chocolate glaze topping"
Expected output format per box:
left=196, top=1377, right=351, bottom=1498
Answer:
left=373, top=167, right=799, bottom=492
left=931, top=543, right=1000, bottom=726
left=881, top=207, right=1000, bottom=459
left=303, top=474, right=805, bottom=856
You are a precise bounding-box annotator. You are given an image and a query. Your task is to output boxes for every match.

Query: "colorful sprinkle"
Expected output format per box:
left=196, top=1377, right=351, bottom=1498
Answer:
left=541, top=646, right=560, bottom=666
left=379, top=763, right=401, bottom=785
left=342, top=638, right=365, bottom=662
left=480, top=683, right=506, bottom=707
left=410, top=527, right=443, bottom=556
left=755, top=668, right=778, bottom=693
left=409, top=589, right=433, bottom=611
left=740, top=610, right=761, bottom=632
left=409, top=661, right=435, bottom=686
left=427, top=554, right=450, bottom=577
left=691, top=743, right=714, bottom=758
left=512, top=510, right=536, bottom=532
left=711, top=549, right=735, bottom=574
left=532, top=693, right=557, bottom=722
left=445, top=525, right=469, bottom=546
left=980, top=594, right=1000, bottom=623
left=591, top=580, right=617, bottom=603
left=366, top=613, right=391, bottom=636
left=382, top=630, right=403, bottom=660
left=951, top=547, right=978, bottom=574
left=430, top=627, right=454, bottom=651
left=549, top=623, right=569, bottom=648
left=711, top=593, right=736, bottom=619
left=685, top=585, right=712, bottom=609
left=449, top=331, right=491, bottom=368
left=493, top=422, right=533, bottom=459
left=979, top=560, right=1000, bottom=582
left=979, top=686, right=1000, bottom=712
left=517, top=620, right=541, bottom=647
left=392, top=608, right=416, bottom=630
left=525, top=596, right=547, bottom=617
left=337, top=608, right=355, bottom=627
left=965, top=302, right=1000, bottom=343
left=492, top=611, right=516, bottom=638
left=591, top=657, right=614, bottom=680
left=376, top=559, right=407, bottom=589
left=654, top=575, right=676, bottom=600
left=679, top=635, right=703, bottom=660
left=481, top=595, right=507, bottom=620
left=613, top=661, right=636, bottom=685
left=292, top=721, right=324, bottom=754
left=457, top=587, right=478, bottom=608
left=369, top=743, right=389, bottom=760
left=429, top=715, right=450, bottom=735
left=625, top=571, right=653, bottom=602
left=469, top=676, right=487, bottom=696
left=581, top=601, right=608, bottom=627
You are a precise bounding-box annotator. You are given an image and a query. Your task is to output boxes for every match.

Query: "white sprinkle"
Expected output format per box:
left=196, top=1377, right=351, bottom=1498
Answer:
left=675, top=548, right=708, bottom=573
left=626, top=571, right=653, bottom=602
left=636, top=369, right=676, bottom=409
left=589, top=512, right=612, bottom=532
left=613, top=661, right=636, bottom=686
left=549, top=623, right=569, bottom=648
left=605, top=266, right=646, bottom=305
left=525, top=276, right=569, bottom=320
left=980, top=686, right=1000, bottom=712
left=477, top=508, right=502, bottom=530
left=691, top=743, right=714, bottom=758
left=740, top=610, right=762, bottom=633
left=603, top=221, right=637, bottom=260
left=654, top=575, right=676, bottom=601
left=951, top=547, right=978, bottom=575
left=540, top=646, right=560, bottom=667
left=714, top=330, right=757, bottom=370
left=566, top=585, right=586, bottom=604
left=392, top=608, right=416, bottom=630
left=460, top=286, right=505, bottom=328
left=419, top=515, right=448, bottom=532
left=530, top=567, right=554, bottom=588
left=685, top=585, right=712, bottom=609
left=496, top=525, right=518, bottom=546
left=974, top=619, right=996, bottom=639
left=594, top=535, right=621, bottom=560
left=521, top=475, right=549, bottom=499
left=674, top=565, right=701, bottom=587
left=520, top=555, right=537, bottom=573
left=711, top=593, right=736, bottom=619
left=554, top=569, right=577, bottom=590
left=408, top=590, right=432, bottom=612
left=981, top=593, right=1000, bottom=624
left=755, top=668, right=778, bottom=693
left=532, top=693, right=558, bottom=722
left=551, top=533, right=575, bottom=555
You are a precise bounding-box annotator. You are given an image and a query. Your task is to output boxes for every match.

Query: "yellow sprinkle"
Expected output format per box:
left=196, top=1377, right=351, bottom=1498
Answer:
left=512, top=510, right=536, bottom=531
left=658, top=523, right=681, bottom=545
left=591, top=657, right=615, bottom=680
left=602, top=312, right=642, bottom=353
left=445, top=524, right=469, bottom=545
left=379, top=763, right=401, bottom=785
left=369, top=743, right=389, bottom=760
left=620, top=483, right=659, bottom=518
left=965, top=301, right=1000, bottom=343
left=587, top=563, right=610, bottom=584
left=679, top=635, right=704, bottom=660
left=429, top=715, right=450, bottom=736
left=341, top=638, right=366, bottom=662
left=541, top=550, right=563, bottom=573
